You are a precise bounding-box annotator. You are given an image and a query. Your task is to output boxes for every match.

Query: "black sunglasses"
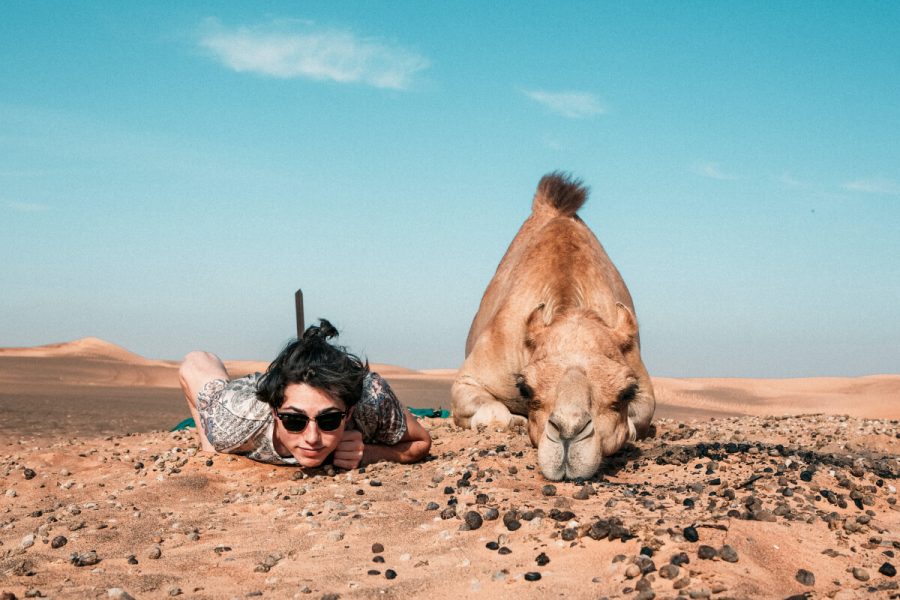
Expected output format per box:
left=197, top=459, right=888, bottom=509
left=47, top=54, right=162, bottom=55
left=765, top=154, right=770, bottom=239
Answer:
left=276, top=410, right=347, bottom=433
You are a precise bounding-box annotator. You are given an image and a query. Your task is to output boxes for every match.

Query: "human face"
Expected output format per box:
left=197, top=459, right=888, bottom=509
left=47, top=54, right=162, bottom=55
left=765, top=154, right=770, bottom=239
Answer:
left=273, top=383, right=350, bottom=467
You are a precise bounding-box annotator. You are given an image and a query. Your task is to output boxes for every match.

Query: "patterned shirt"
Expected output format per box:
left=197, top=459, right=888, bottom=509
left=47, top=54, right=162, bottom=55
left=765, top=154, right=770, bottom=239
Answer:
left=196, top=372, right=408, bottom=465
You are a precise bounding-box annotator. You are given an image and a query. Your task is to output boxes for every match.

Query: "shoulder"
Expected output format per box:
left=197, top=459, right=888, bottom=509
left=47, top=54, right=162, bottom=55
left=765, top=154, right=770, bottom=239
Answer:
left=353, top=372, right=407, bottom=444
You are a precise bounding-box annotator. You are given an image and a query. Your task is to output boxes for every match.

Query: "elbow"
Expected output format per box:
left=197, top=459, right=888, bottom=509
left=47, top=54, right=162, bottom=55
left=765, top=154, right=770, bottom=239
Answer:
left=408, top=432, right=432, bottom=463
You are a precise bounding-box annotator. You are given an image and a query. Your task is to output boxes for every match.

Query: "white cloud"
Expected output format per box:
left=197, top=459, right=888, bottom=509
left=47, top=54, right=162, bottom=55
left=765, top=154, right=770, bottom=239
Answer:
left=524, top=90, right=605, bottom=119
left=6, top=201, right=49, bottom=212
left=841, top=177, right=900, bottom=196
left=198, top=18, right=429, bottom=90
left=692, top=161, right=738, bottom=181
left=778, top=172, right=809, bottom=189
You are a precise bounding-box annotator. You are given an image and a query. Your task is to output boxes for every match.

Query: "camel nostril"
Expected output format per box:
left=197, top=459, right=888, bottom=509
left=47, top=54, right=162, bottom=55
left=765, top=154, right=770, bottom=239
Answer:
left=545, top=418, right=561, bottom=442
left=547, top=411, right=592, bottom=442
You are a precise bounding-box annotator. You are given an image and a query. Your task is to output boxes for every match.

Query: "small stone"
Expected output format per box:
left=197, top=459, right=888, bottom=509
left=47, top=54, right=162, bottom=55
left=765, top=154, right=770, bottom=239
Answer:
left=697, top=546, right=717, bottom=560
left=70, top=550, right=101, bottom=567
left=327, top=531, right=344, bottom=542
left=372, top=543, right=385, bottom=553
left=369, top=479, right=382, bottom=487
left=463, top=511, right=483, bottom=530
left=573, top=486, right=591, bottom=500
left=107, top=588, right=135, bottom=600
left=671, top=552, right=690, bottom=567
left=683, top=526, right=699, bottom=542
left=425, top=502, right=440, bottom=511
left=535, top=552, right=550, bottom=566
left=486, top=541, right=499, bottom=550
left=879, top=562, right=896, bottom=577
left=524, top=572, right=542, bottom=581
left=148, top=545, right=162, bottom=560
left=440, top=507, right=456, bottom=520
left=852, top=567, right=870, bottom=582
left=541, top=485, right=557, bottom=497
left=503, top=511, right=521, bottom=531
left=385, top=569, right=397, bottom=579
left=483, top=508, right=499, bottom=520
left=508, top=466, right=518, bottom=475
left=659, top=564, right=680, bottom=579
left=168, top=587, right=182, bottom=597
left=367, top=569, right=380, bottom=576
left=127, top=555, right=138, bottom=565
left=498, top=547, right=512, bottom=555
left=625, top=564, right=641, bottom=578
left=372, top=556, right=385, bottom=563
left=795, top=569, right=815, bottom=586
left=51, top=536, right=68, bottom=549
left=720, top=545, right=739, bottom=563
left=23, top=468, right=36, bottom=480
left=20, top=534, right=35, bottom=549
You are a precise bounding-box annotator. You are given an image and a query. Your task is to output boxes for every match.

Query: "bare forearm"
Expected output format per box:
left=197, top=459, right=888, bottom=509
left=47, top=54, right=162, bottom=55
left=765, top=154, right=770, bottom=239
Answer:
left=362, top=440, right=430, bottom=465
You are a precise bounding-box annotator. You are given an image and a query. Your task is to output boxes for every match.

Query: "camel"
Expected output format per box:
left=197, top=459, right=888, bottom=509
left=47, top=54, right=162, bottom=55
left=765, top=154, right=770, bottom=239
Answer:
left=451, top=172, right=655, bottom=480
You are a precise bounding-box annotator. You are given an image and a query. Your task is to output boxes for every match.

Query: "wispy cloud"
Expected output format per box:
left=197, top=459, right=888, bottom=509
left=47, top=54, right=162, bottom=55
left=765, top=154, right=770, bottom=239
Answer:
left=841, top=177, right=900, bottom=196
left=778, top=172, right=810, bottom=189
left=5, top=201, right=50, bottom=213
left=198, top=18, right=429, bottom=90
left=692, top=161, right=738, bottom=181
left=524, top=90, right=605, bottom=119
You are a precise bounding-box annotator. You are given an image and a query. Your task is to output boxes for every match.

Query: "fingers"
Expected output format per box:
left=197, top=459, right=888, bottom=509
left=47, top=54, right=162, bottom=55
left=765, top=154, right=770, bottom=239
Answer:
left=333, top=433, right=365, bottom=470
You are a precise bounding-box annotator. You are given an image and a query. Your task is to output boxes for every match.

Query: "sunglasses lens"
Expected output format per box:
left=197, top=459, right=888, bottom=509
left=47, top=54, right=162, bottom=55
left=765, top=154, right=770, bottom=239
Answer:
left=316, top=412, right=345, bottom=431
left=279, top=413, right=309, bottom=432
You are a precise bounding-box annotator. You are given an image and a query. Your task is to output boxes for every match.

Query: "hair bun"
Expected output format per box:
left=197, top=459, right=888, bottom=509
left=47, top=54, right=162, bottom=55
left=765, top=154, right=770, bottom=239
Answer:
left=302, top=319, right=338, bottom=342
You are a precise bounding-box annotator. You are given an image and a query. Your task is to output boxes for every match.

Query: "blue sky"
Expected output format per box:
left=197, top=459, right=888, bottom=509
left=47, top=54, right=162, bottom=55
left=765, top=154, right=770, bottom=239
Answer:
left=2, top=2, right=899, bottom=377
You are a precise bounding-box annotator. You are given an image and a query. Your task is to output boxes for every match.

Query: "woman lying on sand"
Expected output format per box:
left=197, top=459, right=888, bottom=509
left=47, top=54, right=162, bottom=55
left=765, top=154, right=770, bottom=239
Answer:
left=179, top=319, right=431, bottom=469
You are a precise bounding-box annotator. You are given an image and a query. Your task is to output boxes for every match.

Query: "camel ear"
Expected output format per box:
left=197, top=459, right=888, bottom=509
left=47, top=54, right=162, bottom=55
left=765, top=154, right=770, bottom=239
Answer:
left=612, top=303, right=638, bottom=350
left=525, top=303, right=548, bottom=346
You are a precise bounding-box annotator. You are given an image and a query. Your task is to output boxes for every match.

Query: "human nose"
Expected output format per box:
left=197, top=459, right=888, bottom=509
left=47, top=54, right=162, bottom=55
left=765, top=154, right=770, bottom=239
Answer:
left=302, top=421, right=323, bottom=444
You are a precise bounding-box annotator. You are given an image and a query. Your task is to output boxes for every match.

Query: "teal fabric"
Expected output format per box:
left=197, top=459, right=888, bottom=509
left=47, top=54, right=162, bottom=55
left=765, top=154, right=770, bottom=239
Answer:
left=171, top=408, right=449, bottom=432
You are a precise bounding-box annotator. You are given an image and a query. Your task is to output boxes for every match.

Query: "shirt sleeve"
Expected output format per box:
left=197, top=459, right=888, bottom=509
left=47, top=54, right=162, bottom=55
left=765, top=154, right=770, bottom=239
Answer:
left=352, top=372, right=408, bottom=445
left=197, top=373, right=270, bottom=453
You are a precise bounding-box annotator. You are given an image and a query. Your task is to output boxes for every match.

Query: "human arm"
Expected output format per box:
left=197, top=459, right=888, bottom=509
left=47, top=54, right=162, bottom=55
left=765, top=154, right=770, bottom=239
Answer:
left=332, top=410, right=432, bottom=469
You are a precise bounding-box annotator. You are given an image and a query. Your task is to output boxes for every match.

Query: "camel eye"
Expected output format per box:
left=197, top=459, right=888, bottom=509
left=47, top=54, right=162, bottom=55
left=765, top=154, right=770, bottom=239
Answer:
left=612, top=384, right=637, bottom=411
left=515, top=374, right=533, bottom=400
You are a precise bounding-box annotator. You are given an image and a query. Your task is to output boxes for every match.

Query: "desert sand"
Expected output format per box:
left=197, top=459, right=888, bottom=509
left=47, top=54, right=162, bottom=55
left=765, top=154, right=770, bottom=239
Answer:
left=1, top=339, right=898, bottom=599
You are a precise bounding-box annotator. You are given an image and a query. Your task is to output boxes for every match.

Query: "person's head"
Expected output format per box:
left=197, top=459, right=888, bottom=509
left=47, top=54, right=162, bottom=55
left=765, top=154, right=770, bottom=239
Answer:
left=257, top=319, right=368, bottom=466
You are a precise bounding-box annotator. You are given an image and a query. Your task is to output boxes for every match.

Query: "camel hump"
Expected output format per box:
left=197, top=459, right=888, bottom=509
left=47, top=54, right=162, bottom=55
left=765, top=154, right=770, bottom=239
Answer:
left=532, top=171, right=589, bottom=216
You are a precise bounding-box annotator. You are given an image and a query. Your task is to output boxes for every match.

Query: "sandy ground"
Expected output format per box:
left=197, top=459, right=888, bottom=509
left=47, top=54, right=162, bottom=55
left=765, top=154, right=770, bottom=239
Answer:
left=1, top=339, right=898, bottom=599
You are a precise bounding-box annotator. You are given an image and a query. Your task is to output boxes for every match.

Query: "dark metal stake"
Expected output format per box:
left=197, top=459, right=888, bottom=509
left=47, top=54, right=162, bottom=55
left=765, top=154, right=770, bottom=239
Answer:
left=295, top=289, right=304, bottom=338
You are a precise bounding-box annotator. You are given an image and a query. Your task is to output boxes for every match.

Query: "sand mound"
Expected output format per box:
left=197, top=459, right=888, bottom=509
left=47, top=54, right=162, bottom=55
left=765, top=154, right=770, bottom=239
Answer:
left=0, top=337, right=165, bottom=366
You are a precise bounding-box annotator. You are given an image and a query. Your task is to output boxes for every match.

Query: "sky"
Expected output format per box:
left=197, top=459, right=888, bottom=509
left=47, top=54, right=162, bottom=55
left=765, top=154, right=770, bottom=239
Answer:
left=2, top=2, right=899, bottom=377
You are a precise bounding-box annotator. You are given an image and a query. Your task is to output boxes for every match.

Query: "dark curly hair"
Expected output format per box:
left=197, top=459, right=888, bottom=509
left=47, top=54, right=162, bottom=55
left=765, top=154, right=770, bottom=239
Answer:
left=256, top=319, right=369, bottom=410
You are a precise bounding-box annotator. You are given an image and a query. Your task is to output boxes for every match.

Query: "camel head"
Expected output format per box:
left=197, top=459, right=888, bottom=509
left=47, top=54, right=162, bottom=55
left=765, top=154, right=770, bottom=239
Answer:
left=517, top=302, right=640, bottom=481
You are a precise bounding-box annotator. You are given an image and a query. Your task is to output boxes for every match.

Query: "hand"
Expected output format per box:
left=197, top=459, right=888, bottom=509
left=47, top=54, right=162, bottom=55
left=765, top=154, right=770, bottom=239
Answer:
left=333, top=428, right=365, bottom=470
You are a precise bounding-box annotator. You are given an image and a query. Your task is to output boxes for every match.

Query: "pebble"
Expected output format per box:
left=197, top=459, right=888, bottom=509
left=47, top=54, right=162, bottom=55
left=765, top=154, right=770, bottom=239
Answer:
left=372, top=556, right=385, bottom=563
left=425, top=502, right=440, bottom=511
left=503, top=511, right=522, bottom=531
left=372, top=543, right=385, bottom=553
left=23, top=468, right=36, bottom=480
left=659, top=564, right=680, bottom=579
left=625, top=564, right=641, bottom=578
left=795, top=569, right=815, bottom=586
left=697, top=546, right=718, bottom=560
left=852, top=567, right=870, bottom=581
left=541, top=485, right=557, bottom=497
left=70, top=550, right=101, bottom=567
left=719, top=545, right=739, bottom=563
left=498, top=547, right=512, bottom=555
left=148, top=545, right=162, bottom=560
left=327, top=531, right=344, bottom=542
left=573, top=486, right=591, bottom=500
left=369, top=479, right=382, bottom=487
left=523, top=572, right=542, bottom=581
left=671, top=552, right=690, bottom=566
left=486, top=541, right=499, bottom=550
left=107, top=588, right=135, bottom=600
left=483, top=508, right=499, bottom=520
left=536, top=552, right=550, bottom=566
left=879, top=562, right=896, bottom=577
left=683, top=526, right=699, bottom=542
left=20, top=534, right=35, bottom=550
left=462, top=511, right=483, bottom=530
left=385, top=569, right=397, bottom=579
left=51, top=536, right=68, bottom=549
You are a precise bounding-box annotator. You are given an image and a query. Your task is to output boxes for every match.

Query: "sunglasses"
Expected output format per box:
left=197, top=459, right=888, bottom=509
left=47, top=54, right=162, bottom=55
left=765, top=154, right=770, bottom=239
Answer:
left=275, top=410, right=347, bottom=433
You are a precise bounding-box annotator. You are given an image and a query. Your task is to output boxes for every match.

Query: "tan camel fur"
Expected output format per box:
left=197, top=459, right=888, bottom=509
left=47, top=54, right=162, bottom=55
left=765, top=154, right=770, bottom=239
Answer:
left=451, top=173, right=655, bottom=480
